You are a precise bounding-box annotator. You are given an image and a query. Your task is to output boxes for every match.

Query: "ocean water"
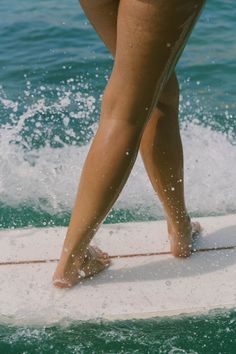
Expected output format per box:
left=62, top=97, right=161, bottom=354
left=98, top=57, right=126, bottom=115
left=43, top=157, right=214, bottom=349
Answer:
left=0, top=0, right=236, bottom=352
left=0, top=310, right=236, bottom=354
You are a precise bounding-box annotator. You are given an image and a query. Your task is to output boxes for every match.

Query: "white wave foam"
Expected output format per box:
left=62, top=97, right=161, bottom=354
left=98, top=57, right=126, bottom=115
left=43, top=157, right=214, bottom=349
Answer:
left=0, top=121, right=235, bottom=218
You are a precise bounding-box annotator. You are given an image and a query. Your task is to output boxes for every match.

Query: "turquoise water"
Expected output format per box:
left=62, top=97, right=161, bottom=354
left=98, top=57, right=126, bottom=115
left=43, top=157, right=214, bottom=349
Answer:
left=0, top=310, right=236, bottom=353
left=0, top=0, right=236, bottom=352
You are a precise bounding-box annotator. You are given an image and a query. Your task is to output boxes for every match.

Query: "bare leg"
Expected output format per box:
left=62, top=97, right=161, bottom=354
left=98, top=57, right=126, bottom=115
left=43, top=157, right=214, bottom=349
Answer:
left=78, top=0, right=203, bottom=257
left=53, top=0, right=205, bottom=287
left=140, top=76, right=202, bottom=257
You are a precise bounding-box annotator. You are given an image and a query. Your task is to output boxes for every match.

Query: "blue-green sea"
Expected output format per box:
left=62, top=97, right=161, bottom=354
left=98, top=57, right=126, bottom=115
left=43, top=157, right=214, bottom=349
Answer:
left=0, top=0, right=236, bottom=352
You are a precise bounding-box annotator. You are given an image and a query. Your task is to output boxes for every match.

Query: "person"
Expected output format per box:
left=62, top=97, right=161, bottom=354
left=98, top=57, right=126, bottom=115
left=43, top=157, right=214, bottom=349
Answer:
left=53, top=0, right=205, bottom=288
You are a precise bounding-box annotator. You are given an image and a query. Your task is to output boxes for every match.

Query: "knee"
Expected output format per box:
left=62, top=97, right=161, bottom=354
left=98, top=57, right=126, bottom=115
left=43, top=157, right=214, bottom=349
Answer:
left=156, top=72, right=179, bottom=111
left=100, top=81, right=152, bottom=131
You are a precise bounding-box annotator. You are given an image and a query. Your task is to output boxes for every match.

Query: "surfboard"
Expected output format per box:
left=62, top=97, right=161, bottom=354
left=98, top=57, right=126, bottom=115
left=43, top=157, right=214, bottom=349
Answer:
left=0, top=214, right=235, bottom=325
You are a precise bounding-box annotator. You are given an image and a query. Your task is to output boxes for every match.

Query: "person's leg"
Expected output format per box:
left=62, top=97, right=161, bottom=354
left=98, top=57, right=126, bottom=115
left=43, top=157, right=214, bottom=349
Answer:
left=53, top=0, right=205, bottom=288
left=140, top=76, right=202, bottom=257
left=79, top=0, right=202, bottom=257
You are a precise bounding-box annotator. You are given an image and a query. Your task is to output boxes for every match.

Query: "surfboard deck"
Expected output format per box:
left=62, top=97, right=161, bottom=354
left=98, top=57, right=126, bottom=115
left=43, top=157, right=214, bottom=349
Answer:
left=0, top=214, right=235, bottom=325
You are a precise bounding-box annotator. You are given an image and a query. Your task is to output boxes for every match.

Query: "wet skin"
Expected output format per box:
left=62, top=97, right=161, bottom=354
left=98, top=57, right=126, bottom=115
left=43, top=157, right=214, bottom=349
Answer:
left=53, top=0, right=205, bottom=288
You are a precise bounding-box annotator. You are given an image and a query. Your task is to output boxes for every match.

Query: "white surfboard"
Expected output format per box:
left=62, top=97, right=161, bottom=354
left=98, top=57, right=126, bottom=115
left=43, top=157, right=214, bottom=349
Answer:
left=0, top=214, right=235, bottom=325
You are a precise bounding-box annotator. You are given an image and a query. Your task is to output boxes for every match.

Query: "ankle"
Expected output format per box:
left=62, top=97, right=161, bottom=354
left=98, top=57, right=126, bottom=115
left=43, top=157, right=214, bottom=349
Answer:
left=58, top=246, right=86, bottom=270
left=167, top=213, right=191, bottom=234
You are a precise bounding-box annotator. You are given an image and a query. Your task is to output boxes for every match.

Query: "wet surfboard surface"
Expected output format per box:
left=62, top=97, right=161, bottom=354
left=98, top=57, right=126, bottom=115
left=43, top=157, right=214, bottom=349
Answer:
left=0, top=214, right=235, bottom=325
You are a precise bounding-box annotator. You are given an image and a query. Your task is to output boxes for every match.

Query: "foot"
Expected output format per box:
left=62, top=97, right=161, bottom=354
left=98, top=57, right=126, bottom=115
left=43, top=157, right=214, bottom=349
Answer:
left=167, top=217, right=203, bottom=258
left=53, top=245, right=111, bottom=288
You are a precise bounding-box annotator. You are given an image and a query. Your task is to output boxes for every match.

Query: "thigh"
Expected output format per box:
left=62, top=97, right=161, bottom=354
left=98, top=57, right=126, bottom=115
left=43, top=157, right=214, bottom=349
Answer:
left=106, top=0, right=204, bottom=124
left=80, top=0, right=184, bottom=111
left=80, top=0, right=179, bottom=103
left=80, top=0, right=204, bottom=125
left=79, top=0, right=119, bottom=56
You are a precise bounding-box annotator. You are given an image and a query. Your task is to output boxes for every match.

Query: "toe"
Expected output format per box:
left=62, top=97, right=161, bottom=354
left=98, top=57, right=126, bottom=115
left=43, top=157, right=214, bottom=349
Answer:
left=102, top=251, right=109, bottom=259
left=91, top=245, right=103, bottom=256
left=100, top=256, right=111, bottom=267
left=191, top=221, right=203, bottom=236
left=194, top=221, right=203, bottom=231
left=91, top=245, right=109, bottom=259
left=53, top=278, right=72, bottom=288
